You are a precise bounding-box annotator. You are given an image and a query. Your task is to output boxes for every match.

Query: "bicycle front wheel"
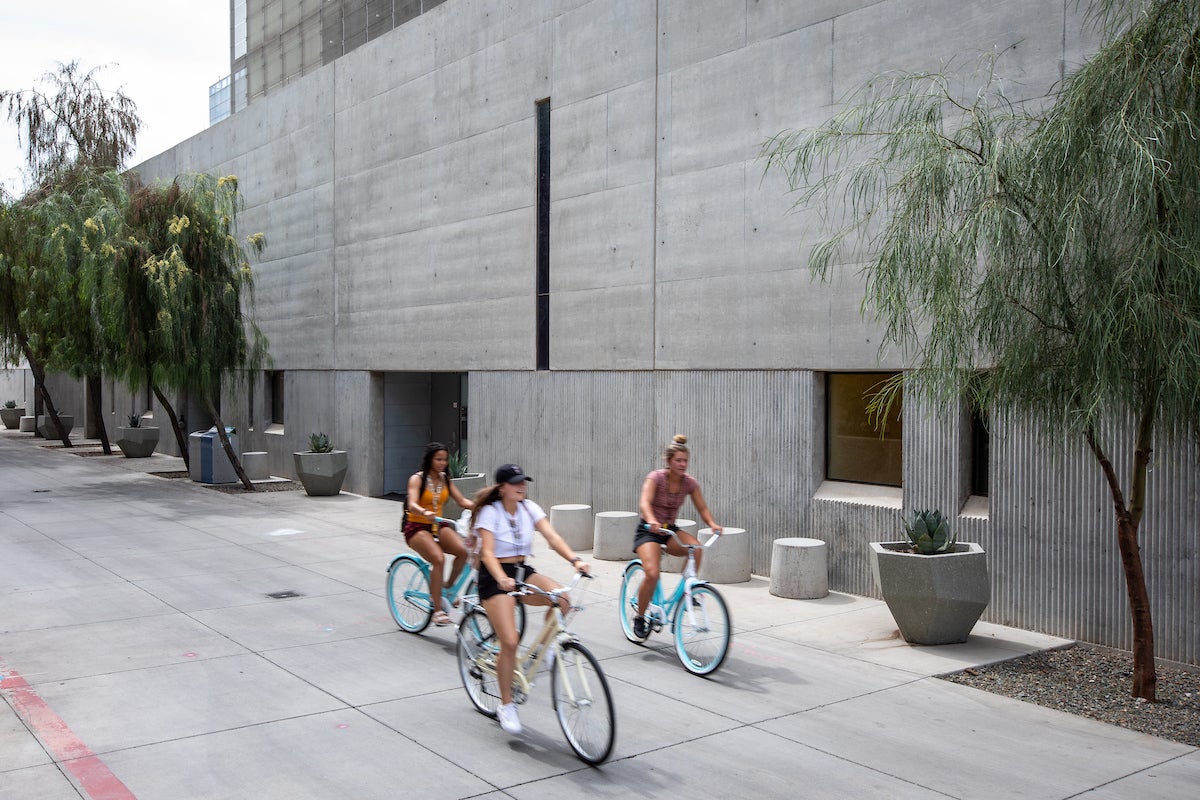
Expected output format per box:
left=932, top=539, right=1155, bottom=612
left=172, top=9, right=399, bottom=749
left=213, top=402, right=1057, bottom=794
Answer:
left=457, top=609, right=502, bottom=717
left=551, top=641, right=616, bottom=765
left=386, top=555, right=433, bottom=633
left=617, top=561, right=647, bottom=643
left=673, top=584, right=731, bottom=676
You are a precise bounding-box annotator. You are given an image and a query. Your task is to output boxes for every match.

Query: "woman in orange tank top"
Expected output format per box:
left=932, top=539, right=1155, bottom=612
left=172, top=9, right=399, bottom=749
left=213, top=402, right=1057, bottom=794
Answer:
left=404, top=442, right=476, bottom=625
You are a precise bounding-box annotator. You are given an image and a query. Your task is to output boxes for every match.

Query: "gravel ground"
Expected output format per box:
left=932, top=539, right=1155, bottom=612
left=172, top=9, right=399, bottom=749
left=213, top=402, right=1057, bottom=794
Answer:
left=942, top=644, right=1200, bottom=747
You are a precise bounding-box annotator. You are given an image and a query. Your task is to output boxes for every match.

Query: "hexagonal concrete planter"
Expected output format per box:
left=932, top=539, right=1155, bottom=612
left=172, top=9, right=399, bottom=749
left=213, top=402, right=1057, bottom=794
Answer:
left=115, top=426, right=160, bottom=458
left=870, top=541, right=990, bottom=645
left=293, top=450, right=348, bottom=496
left=1, top=406, right=25, bottom=429
left=36, top=414, right=74, bottom=439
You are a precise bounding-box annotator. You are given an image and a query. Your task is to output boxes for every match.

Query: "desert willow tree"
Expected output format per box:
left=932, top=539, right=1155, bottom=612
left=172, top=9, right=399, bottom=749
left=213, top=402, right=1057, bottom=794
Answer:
left=34, top=171, right=129, bottom=453
left=112, top=174, right=268, bottom=489
left=1, top=61, right=140, bottom=444
left=761, top=0, right=1200, bottom=701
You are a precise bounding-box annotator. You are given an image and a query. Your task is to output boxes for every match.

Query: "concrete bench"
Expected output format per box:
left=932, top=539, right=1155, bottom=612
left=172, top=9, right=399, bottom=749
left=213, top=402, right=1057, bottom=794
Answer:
left=19, top=415, right=36, bottom=432
left=592, top=510, right=638, bottom=560
left=769, top=537, right=829, bottom=599
left=697, top=526, right=750, bottom=584
left=242, top=451, right=270, bottom=481
left=550, top=503, right=593, bottom=551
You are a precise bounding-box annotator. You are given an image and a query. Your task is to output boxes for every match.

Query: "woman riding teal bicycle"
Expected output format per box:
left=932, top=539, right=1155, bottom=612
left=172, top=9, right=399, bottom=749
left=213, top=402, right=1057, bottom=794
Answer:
left=403, top=442, right=475, bottom=626
left=474, top=463, right=590, bottom=736
left=633, top=434, right=722, bottom=640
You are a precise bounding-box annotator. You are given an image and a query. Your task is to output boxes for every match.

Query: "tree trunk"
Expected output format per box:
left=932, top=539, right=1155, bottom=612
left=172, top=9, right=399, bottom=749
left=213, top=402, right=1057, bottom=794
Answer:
left=1116, top=514, right=1157, bottom=700
left=20, top=339, right=70, bottom=447
left=202, top=394, right=255, bottom=491
left=1085, top=420, right=1158, bottom=702
left=153, top=385, right=189, bottom=468
left=87, top=374, right=111, bottom=455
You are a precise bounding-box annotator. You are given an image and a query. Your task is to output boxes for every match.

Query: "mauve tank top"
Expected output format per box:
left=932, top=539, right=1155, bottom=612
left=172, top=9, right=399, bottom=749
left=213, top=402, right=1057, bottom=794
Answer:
left=646, top=469, right=698, bottom=525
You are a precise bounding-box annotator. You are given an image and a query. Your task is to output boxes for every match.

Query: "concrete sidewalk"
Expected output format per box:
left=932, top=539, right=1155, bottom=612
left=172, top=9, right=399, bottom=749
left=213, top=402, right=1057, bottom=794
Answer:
left=1, top=430, right=1197, bottom=799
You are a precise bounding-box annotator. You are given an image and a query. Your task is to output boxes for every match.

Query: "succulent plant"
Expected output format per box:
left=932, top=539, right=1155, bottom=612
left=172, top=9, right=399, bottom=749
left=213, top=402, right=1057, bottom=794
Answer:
left=902, top=509, right=956, bottom=554
left=447, top=450, right=468, bottom=479
left=4, top=400, right=16, bottom=408
left=126, top=414, right=142, bottom=428
left=309, top=432, right=333, bottom=453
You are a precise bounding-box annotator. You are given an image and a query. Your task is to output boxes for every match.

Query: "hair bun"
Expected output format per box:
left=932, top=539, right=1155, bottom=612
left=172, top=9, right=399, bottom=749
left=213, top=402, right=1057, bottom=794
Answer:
left=672, top=434, right=688, bottom=445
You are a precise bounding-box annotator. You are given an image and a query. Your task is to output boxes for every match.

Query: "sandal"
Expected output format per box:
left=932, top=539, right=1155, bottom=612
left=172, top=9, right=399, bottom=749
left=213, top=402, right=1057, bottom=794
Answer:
left=432, top=610, right=452, bottom=626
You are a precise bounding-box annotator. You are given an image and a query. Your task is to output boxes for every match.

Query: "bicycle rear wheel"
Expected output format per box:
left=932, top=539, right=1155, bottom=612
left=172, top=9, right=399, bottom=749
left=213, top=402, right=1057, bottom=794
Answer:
left=386, top=555, right=433, bottom=633
left=457, top=609, right=502, bottom=717
left=617, top=561, right=647, bottom=643
left=551, top=641, right=615, bottom=764
left=673, top=584, right=731, bottom=676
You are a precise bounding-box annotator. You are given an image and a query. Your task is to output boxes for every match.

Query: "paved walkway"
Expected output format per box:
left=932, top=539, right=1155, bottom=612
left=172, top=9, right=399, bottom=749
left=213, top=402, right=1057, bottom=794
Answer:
left=1, top=430, right=1197, bottom=799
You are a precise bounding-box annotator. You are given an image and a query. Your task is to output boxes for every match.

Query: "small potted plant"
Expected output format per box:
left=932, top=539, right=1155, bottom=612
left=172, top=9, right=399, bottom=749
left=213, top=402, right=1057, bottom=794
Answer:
left=1, top=400, right=25, bottom=430
left=869, top=509, right=990, bottom=645
left=444, top=449, right=485, bottom=517
left=115, top=413, right=161, bottom=458
left=293, top=431, right=348, bottom=496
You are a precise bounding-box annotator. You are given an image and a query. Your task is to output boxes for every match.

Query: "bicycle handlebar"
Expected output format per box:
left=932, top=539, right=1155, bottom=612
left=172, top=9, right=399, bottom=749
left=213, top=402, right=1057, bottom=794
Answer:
left=637, top=522, right=724, bottom=548
left=507, top=570, right=592, bottom=600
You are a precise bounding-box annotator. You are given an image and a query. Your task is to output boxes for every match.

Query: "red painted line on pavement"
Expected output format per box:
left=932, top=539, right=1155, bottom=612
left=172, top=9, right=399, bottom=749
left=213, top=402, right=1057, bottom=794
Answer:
left=1, top=666, right=138, bottom=800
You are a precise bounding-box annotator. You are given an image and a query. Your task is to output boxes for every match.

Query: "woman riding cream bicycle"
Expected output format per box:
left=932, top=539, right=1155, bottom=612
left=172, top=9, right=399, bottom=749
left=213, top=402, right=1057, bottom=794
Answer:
left=632, top=434, right=722, bottom=640
left=474, top=463, right=590, bottom=735
left=403, top=442, right=475, bottom=626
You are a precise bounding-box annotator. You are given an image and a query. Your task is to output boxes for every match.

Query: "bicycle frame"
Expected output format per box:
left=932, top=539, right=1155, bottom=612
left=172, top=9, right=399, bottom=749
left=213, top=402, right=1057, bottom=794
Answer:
left=641, top=528, right=722, bottom=632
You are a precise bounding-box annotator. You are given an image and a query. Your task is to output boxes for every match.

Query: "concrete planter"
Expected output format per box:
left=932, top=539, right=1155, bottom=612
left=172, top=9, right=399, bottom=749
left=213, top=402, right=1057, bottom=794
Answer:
left=37, top=414, right=74, bottom=439
left=19, top=415, right=36, bottom=432
left=445, top=472, right=486, bottom=517
left=1, top=406, right=25, bottom=429
left=870, top=541, right=990, bottom=645
left=115, top=426, right=160, bottom=458
left=294, top=450, right=349, bottom=496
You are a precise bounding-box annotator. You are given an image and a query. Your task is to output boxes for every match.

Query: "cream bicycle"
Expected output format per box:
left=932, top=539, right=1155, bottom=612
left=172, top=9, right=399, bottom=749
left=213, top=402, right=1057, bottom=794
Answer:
left=455, top=572, right=616, bottom=764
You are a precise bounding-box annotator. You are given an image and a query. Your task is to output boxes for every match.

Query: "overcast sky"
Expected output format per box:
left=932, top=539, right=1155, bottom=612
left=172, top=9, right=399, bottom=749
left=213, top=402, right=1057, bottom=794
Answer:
left=0, top=1, right=230, bottom=196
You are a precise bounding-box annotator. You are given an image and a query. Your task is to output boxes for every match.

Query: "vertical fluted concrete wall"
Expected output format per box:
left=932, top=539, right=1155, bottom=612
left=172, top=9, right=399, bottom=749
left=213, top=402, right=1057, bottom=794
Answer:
left=471, top=369, right=814, bottom=574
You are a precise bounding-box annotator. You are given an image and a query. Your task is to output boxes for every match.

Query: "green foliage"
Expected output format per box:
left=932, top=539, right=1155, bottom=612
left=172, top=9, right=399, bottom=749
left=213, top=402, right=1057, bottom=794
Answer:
left=448, top=450, right=468, bottom=479
left=3, top=400, right=15, bottom=408
left=902, top=510, right=956, bottom=555
left=309, top=432, right=333, bottom=453
left=126, top=414, right=141, bottom=428
left=0, top=60, right=141, bottom=194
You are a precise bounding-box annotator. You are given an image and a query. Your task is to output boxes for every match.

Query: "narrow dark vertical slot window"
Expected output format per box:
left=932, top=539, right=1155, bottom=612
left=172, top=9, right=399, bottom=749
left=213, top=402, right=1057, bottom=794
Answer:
left=535, top=98, right=551, bottom=370
left=970, top=405, right=990, bottom=497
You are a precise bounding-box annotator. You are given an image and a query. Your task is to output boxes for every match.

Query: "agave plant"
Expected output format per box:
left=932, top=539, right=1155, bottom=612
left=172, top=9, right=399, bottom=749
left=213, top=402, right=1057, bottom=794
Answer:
left=447, top=450, right=468, bottom=479
left=126, top=414, right=141, bottom=428
left=309, top=432, right=333, bottom=453
left=902, top=509, right=956, bottom=554
left=3, top=400, right=16, bottom=409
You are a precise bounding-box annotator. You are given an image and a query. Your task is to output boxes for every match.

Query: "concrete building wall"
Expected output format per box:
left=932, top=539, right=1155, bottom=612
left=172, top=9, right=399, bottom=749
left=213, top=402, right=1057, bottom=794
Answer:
left=122, top=0, right=1200, bottom=664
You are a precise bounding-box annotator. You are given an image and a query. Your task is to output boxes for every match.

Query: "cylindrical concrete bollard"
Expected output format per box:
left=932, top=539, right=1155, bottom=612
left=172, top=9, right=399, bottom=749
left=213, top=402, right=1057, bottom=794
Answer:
left=593, top=510, right=638, bottom=560
left=769, top=537, right=829, bottom=599
left=549, top=504, right=593, bottom=551
left=661, top=518, right=697, bottom=573
left=19, top=415, right=36, bottom=432
left=697, top=527, right=750, bottom=584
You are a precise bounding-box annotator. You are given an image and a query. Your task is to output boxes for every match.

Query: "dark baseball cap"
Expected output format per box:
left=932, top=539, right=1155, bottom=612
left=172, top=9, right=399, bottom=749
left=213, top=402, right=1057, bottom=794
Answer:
left=495, top=464, right=533, bottom=484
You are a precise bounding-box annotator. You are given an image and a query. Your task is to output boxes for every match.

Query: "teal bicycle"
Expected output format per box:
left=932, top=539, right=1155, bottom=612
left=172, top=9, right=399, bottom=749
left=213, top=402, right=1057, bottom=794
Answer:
left=618, top=525, right=731, bottom=676
left=386, top=513, right=526, bottom=637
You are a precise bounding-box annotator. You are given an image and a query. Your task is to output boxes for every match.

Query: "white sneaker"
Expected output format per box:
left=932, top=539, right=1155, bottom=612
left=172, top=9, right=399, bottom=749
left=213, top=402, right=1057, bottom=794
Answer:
left=497, top=703, right=522, bottom=735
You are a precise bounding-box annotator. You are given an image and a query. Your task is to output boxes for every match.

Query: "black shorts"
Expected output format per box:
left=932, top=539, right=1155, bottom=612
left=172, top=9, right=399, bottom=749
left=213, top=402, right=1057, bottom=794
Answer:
left=633, top=520, right=679, bottom=553
left=478, top=562, right=538, bottom=601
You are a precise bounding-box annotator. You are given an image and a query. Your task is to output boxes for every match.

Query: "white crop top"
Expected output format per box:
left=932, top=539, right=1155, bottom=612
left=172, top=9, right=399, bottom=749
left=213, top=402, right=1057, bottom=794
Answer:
left=474, top=499, right=546, bottom=559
